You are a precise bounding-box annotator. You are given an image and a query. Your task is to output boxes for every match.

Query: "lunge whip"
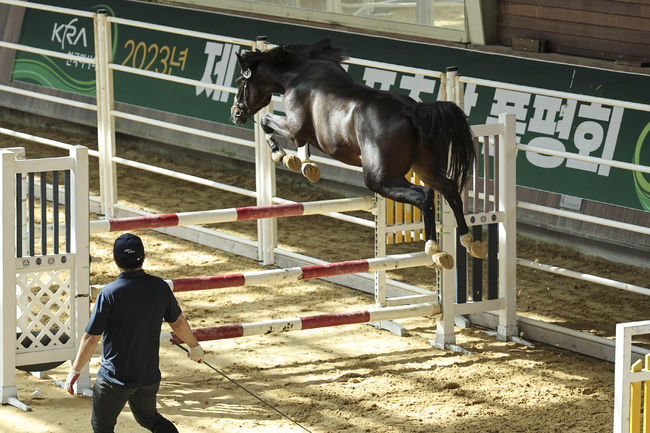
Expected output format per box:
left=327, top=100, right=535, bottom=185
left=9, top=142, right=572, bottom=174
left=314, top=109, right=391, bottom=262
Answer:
left=170, top=339, right=312, bottom=433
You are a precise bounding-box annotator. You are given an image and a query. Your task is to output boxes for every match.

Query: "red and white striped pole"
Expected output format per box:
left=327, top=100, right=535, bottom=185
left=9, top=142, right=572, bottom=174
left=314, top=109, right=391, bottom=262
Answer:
left=90, top=197, right=373, bottom=234
left=167, top=252, right=435, bottom=292
left=90, top=252, right=436, bottom=298
left=169, top=302, right=439, bottom=343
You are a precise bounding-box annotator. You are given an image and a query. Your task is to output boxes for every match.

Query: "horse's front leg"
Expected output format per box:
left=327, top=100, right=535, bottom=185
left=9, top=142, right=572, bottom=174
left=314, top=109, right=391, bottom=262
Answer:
left=260, top=113, right=301, bottom=172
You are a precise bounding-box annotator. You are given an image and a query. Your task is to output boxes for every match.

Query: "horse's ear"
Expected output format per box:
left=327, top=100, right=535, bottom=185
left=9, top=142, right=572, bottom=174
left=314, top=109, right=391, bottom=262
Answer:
left=312, top=37, right=332, bottom=52
left=235, top=51, right=245, bottom=66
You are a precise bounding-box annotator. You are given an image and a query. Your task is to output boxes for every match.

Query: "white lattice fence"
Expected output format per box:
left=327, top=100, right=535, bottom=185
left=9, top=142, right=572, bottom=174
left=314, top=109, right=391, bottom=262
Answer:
left=0, top=146, right=90, bottom=411
left=16, top=269, right=73, bottom=353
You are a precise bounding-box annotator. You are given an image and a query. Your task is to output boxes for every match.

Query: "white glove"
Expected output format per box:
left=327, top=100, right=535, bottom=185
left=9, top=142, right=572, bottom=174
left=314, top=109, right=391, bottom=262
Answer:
left=188, top=344, right=204, bottom=363
left=64, top=368, right=80, bottom=395
left=159, top=332, right=173, bottom=346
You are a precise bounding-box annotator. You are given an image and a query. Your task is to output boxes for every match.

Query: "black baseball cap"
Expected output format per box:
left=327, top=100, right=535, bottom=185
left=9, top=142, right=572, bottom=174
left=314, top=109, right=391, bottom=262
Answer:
left=113, top=233, right=145, bottom=269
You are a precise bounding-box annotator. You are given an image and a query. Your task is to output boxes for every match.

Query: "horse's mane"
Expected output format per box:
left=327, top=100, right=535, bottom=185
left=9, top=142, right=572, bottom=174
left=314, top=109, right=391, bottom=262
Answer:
left=239, top=38, right=347, bottom=68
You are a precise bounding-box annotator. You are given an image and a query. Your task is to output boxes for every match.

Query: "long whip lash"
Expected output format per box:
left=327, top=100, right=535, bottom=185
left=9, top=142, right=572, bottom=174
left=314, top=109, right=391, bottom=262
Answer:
left=170, top=340, right=312, bottom=433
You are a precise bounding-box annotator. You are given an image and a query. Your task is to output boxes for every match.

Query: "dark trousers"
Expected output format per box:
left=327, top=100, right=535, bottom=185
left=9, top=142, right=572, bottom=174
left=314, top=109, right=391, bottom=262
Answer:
left=91, top=377, right=179, bottom=433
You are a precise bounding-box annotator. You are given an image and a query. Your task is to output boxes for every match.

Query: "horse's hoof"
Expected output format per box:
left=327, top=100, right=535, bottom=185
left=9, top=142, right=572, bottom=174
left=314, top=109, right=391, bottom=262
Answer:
left=282, top=154, right=301, bottom=172
left=301, top=162, right=321, bottom=183
left=271, top=149, right=286, bottom=163
left=424, top=240, right=439, bottom=256
left=468, top=241, right=488, bottom=259
left=432, top=252, right=454, bottom=270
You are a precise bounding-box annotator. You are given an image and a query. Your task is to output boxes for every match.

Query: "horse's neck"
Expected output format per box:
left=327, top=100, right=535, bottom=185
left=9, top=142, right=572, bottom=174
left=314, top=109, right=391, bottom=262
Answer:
left=270, top=59, right=335, bottom=93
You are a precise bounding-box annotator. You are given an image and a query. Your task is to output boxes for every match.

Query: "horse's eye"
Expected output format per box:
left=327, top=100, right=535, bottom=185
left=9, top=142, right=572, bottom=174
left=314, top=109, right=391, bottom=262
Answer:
left=242, top=68, right=252, bottom=79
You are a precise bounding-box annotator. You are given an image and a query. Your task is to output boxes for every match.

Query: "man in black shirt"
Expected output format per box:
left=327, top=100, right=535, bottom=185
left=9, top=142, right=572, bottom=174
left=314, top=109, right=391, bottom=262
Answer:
left=65, top=233, right=204, bottom=433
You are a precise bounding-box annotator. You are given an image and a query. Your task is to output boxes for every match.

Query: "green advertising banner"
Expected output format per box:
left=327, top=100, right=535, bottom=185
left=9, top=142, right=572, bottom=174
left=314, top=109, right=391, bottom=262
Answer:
left=463, top=84, right=650, bottom=212
left=9, top=0, right=650, bottom=212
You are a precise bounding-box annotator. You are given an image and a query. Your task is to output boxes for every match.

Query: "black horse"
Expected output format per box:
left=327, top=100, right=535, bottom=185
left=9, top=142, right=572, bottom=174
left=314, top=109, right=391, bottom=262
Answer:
left=231, top=38, right=486, bottom=268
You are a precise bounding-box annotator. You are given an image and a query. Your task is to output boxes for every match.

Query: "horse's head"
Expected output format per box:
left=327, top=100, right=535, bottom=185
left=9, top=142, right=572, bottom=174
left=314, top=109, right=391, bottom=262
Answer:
left=230, top=50, right=277, bottom=125
left=231, top=39, right=347, bottom=125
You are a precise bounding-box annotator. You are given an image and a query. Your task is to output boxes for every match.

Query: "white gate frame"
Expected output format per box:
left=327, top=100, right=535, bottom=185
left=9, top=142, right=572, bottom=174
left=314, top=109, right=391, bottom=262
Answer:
left=613, top=320, right=650, bottom=432
left=435, top=112, right=519, bottom=348
left=0, top=146, right=91, bottom=411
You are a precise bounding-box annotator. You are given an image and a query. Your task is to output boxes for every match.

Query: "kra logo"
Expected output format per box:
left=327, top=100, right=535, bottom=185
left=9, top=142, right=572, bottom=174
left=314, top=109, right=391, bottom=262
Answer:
left=51, top=18, right=87, bottom=50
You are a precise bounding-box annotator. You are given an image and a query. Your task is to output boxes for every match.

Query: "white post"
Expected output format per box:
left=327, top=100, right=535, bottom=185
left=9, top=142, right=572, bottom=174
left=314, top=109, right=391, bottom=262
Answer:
left=435, top=191, right=457, bottom=349
left=497, top=113, right=518, bottom=340
left=374, top=194, right=386, bottom=307
left=70, top=146, right=91, bottom=392
left=0, top=151, right=17, bottom=405
left=445, top=67, right=457, bottom=103
left=253, top=36, right=276, bottom=265
left=94, top=10, right=117, bottom=217
left=434, top=67, right=460, bottom=349
left=5, top=148, right=27, bottom=255
left=613, top=322, right=633, bottom=433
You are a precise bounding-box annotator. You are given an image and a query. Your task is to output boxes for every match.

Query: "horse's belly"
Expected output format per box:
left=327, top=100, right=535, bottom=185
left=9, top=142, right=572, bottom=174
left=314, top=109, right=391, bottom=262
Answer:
left=313, top=136, right=362, bottom=167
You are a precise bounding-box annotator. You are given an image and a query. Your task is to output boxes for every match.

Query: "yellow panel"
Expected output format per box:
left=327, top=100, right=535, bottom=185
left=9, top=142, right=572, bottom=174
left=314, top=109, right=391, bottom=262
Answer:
left=412, top=171, right=424, bottom=241
left=386, top=198, right=394, bottom=244
left=404, top=203, right=413, bottom=242
left=632, top=359, right=642, bottom=433
left=643, top=354, right=650, bottom=433
left=395, top=200, right=404, bottom=243
left=383, top=170, right=432, bottom=244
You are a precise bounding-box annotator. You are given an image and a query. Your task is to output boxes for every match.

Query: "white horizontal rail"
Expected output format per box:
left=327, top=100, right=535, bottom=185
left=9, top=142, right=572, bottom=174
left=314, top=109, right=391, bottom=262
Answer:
left=109, top=63, right=236, bottom=95
left=0, top=41, right=95, bottom=65
left=110, top=155, right=258, bottom=198
left=344, top=56, right=443, bottom=79
left=272, top=196, right=375, bottom=228
left=627, top=370, right=650, bottom=384
left=0, top=0, right=95, bottom=17
left=341, top=2, right=417, bottom=8
left=0, top=84, right=97, bottom=111
left=459, top=76, right=650, bottom=113
left=111, top=111, right=255, bottom=148
left=0, top=127, right=100, bottom=158
left=384, top=221, right=425, bottom=233
left=518, top=143, right=650, bottom=174
left=282, top=148, right=364, bottom=172
left=14, top=156, right=74, bottom=172
left=106, top=16, right=253, bottom=46
left=471, top=123, right=502, bottom=136
left=385, top=293, right=438, bottom=307
left=517, top=201, right=650, bottom=236
left=517, top=258, right=650, bottom=296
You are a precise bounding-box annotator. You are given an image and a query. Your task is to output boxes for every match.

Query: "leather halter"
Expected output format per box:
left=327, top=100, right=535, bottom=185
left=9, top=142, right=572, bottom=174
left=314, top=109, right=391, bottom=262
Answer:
left=233, top=68, right=252, bottom=117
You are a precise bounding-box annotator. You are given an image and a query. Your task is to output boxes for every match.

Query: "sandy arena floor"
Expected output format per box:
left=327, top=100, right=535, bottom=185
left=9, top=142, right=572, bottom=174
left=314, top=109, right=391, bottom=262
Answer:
left=1, top=120, right=649, bottom=432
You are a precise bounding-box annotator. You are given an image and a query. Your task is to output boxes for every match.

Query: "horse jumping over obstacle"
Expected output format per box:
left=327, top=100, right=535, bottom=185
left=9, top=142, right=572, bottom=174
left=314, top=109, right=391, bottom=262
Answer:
left=230, top=38, right=487, bottom=269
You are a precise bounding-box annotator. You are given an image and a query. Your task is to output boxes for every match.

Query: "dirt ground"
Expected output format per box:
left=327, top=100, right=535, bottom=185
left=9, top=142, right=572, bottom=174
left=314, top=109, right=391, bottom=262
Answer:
left=1, top=119, right=650, bottom=433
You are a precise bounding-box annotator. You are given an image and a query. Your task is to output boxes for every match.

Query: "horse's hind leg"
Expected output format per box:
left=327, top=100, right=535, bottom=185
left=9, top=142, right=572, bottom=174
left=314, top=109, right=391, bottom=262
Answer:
left=367, top=176, right=454, bottom=269
left=436, top=178, right=488, bottom=259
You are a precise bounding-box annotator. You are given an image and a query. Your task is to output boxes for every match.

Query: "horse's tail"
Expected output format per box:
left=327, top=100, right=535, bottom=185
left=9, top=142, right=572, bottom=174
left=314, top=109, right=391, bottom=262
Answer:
left=412, top=101, right=475, bottom=191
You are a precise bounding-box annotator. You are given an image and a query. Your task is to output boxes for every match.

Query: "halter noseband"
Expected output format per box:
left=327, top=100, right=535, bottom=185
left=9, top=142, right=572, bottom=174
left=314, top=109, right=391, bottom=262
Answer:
left=233, top=68, right=252, bottom=118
